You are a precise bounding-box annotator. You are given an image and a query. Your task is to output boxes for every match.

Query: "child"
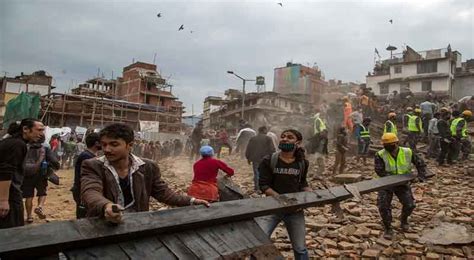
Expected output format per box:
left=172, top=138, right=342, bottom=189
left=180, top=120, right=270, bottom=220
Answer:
left=187, top=146, right=234, bottom=202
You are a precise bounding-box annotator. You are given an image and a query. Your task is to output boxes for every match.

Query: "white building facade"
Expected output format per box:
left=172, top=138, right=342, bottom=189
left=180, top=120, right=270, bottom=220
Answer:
left=366, top=46, right=462, bottom=97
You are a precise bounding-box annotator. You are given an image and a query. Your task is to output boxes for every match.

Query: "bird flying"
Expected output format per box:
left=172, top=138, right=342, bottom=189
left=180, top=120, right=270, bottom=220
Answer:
left=277, top=2, right=283, bottom=7
left=389, top=19, right=393, bottom=24
left=178, top=24, right=184, bottom=31
left=157, top=13, right=161, bottom=18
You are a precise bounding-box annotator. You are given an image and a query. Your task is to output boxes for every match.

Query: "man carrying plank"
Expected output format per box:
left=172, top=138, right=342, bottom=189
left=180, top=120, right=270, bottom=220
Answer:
left=81, top=123, right=209, bottom=224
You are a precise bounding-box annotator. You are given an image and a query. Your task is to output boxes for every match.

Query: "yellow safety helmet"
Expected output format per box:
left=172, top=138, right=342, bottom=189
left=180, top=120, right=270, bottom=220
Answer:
left=440, top=107, right=449, bottom=112
left=406, top=107, right=413, bottom=111
left=381, top=133, right=399, bottom=144
left=462, top=110, right=472, bottom=117
left=414, top=108, right=422, bottom=114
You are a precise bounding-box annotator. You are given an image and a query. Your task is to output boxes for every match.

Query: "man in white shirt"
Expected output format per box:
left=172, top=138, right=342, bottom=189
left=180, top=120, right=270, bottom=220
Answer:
left=427, top=112, right=440, bottom=158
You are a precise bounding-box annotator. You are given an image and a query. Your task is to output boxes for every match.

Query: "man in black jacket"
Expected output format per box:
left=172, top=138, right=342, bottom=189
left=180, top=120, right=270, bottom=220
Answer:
left=245, top=126, right=275, bottom=192
left=0, top=119, right=45, bottom=229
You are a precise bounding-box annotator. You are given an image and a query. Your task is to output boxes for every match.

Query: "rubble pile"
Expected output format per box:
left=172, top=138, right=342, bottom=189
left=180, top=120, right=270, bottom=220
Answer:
left=156, top=154, right=473, bottom=259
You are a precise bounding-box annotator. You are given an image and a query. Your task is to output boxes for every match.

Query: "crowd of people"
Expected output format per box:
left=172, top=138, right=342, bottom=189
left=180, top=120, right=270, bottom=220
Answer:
left=0, top=88, right=471, bottom=260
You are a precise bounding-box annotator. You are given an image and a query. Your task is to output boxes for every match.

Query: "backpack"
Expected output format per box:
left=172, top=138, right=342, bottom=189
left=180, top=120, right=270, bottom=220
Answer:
left=24, top=146, right=46, bottom=176
left=270, top=152, right=306, bottom=184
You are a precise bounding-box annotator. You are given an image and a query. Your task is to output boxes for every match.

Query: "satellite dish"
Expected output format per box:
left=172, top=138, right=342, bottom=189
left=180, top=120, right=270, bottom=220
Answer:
left=386, top=45, right=398, bottom=58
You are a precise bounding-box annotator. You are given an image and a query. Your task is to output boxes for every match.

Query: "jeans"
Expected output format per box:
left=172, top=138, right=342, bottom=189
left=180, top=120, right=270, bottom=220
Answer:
left=256, top=211, right=309, bottom=260
left=252, top=162, right=260, bottom=191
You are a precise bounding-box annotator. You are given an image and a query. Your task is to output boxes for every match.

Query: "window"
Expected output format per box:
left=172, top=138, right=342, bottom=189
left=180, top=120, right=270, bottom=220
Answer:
left=394, top=65, right=402, bottom=74
left=422, top=81, right=432, bottom=91
left=417, top=61, right=437, bottom=74
left=379, top=84, right=389, bottom=94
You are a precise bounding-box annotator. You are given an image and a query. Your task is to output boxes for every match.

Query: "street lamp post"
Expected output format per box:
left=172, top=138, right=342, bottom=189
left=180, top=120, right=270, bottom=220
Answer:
left=227, top=71, right=256, bottom=120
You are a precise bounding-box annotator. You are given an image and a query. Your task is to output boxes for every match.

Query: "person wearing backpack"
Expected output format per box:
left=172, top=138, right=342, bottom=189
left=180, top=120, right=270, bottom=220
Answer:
left=257, top=129, right=311, bottom=260
left=21, top=136, right=60, bottom=223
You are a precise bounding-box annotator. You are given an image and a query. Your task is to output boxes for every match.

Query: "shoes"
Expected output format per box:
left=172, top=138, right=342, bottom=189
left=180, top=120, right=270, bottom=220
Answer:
left=34, top=207, right=46, bottom=219
left=383, top=229, right=394, bottom=240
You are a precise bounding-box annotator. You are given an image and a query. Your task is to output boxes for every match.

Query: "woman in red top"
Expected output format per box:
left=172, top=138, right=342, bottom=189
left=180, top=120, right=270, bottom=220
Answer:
left=188, top=146, right=234, bottom=202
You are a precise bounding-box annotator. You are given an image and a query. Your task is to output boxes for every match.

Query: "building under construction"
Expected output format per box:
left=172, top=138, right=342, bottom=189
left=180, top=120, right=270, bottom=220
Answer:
left=40, top=62, right=184, bottom=132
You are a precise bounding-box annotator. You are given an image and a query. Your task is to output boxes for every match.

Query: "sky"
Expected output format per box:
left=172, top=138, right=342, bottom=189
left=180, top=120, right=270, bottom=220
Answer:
left=1, top=0, right=473, bottom=115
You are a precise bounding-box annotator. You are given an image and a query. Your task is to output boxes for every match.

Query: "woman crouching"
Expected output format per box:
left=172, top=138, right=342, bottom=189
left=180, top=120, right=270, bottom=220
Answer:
left=187, top=146, right=234, bottom=202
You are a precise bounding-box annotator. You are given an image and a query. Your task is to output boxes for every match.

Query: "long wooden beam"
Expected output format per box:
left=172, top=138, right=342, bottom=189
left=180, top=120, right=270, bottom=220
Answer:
left=0, top=174, right=415, bottom=258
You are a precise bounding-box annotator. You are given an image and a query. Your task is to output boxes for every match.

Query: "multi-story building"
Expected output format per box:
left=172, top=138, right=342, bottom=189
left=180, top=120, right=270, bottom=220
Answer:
left=202, top=96, right=225, bottom=128
left=41, top=61, right=184, bottom=132
left=209, top=90, right=313, bottom=135
left=366, top=45, right=462, bottom=97
left=453, top=59, right=474, bottom=100
left=0, top=70, right=54, bottom=123
left=273, top=62, right=327, bottom=106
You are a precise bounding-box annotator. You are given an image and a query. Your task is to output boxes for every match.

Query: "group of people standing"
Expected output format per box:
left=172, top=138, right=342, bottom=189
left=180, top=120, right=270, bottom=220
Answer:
left=132, top=139, right=183, bottom=161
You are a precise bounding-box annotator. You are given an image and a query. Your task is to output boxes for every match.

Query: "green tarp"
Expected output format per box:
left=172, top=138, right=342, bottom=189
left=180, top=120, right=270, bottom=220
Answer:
left=3, top=92, right=40, bottom=128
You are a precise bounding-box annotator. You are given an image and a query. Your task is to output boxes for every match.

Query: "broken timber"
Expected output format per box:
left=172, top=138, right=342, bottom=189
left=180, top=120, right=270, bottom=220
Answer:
left=0, top=174, right=415, bottom=258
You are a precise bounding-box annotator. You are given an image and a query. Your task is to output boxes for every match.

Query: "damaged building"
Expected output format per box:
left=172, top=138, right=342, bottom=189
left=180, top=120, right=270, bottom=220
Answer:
left=41, top=62, right=184, bottom=132
left=366, top=45, right=462, bottom=98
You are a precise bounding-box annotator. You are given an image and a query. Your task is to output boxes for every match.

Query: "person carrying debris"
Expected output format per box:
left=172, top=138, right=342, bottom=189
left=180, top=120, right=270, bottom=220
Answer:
left=245, top=126, right=275, bottom=191
left=375, top=133, right=427, bottom=240
left=383, top=112, right=398, bottom=136
left=0, top=119, right=45, bottom=229
left=406, top=108, right=423, bottom=152
left=437, top=108, right=454, bottom=166
left=355, top=117, right=371, bottom=163
left=235, top=124, right=256, bottom=159
left=332, top=126, right=349, bottom=175
left=188, top=146, right=234, bottom=202
left=257, top=129, right=311, bottom=260
left=80, top=123, right=210, bottom=224
left=450, top=110, right=472, bottom=161
left=72, top=133, right=101, bottom=219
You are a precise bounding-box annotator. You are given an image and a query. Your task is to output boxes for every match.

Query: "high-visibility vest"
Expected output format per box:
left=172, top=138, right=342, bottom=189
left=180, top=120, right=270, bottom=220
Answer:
left=314, top=117, right=327, bottom=134
left=377, top=147, right=413, bottom=175
left=359, top=124, right=370, bottom=139
left=450, top=118, right=467, bottom=137
left=407, top=115, right=422, bottom=132
left=383, top=120, right=398, bottom=135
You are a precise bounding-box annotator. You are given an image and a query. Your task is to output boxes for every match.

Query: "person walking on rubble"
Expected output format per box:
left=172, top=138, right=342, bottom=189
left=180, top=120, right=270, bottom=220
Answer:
left=257, top=129, right=311, bottom=260
left=375, top=133, right=427, bottom=240
left=437, top=108, right=453, bottom=166
left=355, top=117, right=371, bottom=163
left=245, top=126, right=275, bottom=191
left=80, top=123, right=209, bottom=223
left=406, top=108, right=423, bottom=152
left=427, top=112, right=441, bottom=159
left=187, top=146, right=234, bottom=202
left=333, top=126, right=349, bottom=175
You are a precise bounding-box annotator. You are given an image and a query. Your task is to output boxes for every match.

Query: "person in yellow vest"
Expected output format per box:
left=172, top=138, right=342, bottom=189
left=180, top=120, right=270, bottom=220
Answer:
left=310, top=112, right=328, bottom=174
left=450, top=110, right=472, bottom=161
left=375, top=133, right=427, bottom=240
left=384, top=112, right=398, bottom=136
left=406, top=108, right=423, bottom=151
left=355, top=117, right=371, bottom=163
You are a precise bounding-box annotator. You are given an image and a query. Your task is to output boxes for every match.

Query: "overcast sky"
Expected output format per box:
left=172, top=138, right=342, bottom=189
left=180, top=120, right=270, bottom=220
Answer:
left=1, top=0, right=472, bottom=115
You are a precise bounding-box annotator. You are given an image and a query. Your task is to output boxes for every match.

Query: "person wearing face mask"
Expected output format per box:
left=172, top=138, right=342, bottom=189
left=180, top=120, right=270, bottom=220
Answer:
left=375, top=133, right=427, bottom=240
left=257, top=129, right=311, bottom=260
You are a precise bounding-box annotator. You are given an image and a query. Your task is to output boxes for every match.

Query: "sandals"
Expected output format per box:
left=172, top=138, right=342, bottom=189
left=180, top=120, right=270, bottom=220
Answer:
left=34, top=207, right=47, bottom=219
left=26, top=217, right=34, bottom=224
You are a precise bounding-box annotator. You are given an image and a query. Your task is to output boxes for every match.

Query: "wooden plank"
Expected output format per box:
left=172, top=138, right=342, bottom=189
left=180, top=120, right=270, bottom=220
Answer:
left=196, top=227, right=235, bottom=257
left=159, top=234, right=198, bottom=260
left=0, top=174, right=415, bottom=258
left=175, top=230, right=221, bottom=259
left=64, top=244, right=129, bottom=260
left=119, top=237, right=176, bottom=260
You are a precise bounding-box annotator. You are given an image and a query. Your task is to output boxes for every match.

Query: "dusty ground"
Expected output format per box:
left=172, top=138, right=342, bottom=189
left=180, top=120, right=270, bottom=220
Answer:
left=34, top=151, right=473, bottom=259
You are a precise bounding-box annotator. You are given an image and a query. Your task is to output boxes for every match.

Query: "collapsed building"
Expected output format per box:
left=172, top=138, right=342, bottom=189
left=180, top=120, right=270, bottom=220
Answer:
left=41, top=62, right=184, bottom=132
